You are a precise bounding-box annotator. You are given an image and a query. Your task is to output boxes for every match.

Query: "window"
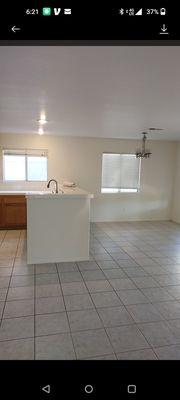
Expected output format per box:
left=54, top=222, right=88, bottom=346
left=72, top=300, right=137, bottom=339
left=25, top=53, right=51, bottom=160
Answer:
left=101, top=153, right=141, bottom=193
left=3, top=149, right=48, bottom=181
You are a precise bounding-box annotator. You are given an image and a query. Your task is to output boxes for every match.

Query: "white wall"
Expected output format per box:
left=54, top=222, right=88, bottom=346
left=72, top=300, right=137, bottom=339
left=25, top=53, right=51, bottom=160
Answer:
left=0, top=133, right=177, bottom=222
left=172, top=142, right=180, bottom=223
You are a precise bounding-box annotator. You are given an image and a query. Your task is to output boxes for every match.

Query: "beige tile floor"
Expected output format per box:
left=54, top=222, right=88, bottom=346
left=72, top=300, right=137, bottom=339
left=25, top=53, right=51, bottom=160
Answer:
left=0, top=221, right=180, bottom=360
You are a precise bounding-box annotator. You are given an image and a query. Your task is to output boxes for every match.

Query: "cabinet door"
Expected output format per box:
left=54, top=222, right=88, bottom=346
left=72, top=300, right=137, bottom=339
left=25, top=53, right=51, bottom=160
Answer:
left=3, top=196, right=27, bottom=228
left=0, top=197, right=3, bottom=228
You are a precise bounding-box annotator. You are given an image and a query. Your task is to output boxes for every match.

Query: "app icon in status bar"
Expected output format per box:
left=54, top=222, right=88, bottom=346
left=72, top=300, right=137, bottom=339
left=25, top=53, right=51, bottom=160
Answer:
left=42, top=8, right=52, bottom=16
left=64, top=9, right=72, bottom=14
left=42, top=8, right=72, bottom=16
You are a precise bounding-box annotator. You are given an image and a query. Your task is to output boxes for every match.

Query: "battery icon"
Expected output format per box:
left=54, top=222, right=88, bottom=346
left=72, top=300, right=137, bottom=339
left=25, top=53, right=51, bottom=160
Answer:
left=160, top=8, right=166, bottom=15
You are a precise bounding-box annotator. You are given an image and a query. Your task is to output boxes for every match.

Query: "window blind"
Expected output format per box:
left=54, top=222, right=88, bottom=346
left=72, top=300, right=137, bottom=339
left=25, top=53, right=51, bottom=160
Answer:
left=101, top=153, right=140, bottom=191
left=3, top=149, right=48, bottom=157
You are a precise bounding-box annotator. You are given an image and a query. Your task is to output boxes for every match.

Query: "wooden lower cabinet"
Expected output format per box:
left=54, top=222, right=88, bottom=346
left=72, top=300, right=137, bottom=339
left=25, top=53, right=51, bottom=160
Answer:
left=0, top=197, right=3, bottom=228
left=0, top=195, right=27, bottom=229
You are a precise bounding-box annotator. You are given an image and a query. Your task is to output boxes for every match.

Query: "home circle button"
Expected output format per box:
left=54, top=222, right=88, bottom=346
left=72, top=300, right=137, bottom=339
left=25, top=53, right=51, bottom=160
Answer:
left=84, top=385, right=94, bottom=394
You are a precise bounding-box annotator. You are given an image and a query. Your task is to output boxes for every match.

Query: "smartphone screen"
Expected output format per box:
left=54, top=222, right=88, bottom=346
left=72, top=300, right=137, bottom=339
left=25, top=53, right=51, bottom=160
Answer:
left=0, top=2, right=180, bottom=399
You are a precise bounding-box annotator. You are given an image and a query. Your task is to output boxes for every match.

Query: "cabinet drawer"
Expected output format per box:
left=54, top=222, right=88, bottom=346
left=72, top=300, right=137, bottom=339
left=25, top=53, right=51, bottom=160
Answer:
left=3, top=196, right=26, bottom=205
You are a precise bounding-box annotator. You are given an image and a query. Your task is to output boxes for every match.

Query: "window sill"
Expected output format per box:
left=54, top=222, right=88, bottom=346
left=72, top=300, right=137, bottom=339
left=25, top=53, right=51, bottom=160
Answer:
left=101, top=189, right=139, bottom=194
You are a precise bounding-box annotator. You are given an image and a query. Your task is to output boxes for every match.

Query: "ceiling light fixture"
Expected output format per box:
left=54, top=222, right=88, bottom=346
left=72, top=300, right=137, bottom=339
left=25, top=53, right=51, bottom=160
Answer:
left=135, top=128, right=164, bottom=158
left=38, top=127, right=44, bottom=135
left=136, top=132, right=151, bottom=159
left=37, top=112, right=48, bottom=135
left=37, top=116, right=47, bottom=125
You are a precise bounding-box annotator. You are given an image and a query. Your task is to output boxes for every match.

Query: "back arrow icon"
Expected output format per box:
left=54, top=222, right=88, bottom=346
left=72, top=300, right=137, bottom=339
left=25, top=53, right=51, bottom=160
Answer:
left=11, top=26, right=21, bottom=33
left=42, top=385, right=51, bottom=394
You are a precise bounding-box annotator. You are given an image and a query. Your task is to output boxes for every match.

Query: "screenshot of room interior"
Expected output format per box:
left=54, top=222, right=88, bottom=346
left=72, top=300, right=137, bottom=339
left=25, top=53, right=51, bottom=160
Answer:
left=0, top=46, right=180, bottom=360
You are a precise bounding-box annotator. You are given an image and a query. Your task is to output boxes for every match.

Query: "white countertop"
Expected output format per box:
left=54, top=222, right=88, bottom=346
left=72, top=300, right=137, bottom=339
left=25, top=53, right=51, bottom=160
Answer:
left=0, top=188, right=93, bottom=199
left=0, top=190, right=43, bottom=194
left=27, top=187, right=93, bottom=199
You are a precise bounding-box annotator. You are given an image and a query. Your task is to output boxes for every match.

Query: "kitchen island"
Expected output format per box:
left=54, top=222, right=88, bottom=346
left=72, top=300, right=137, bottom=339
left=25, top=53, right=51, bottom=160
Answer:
left=26, top=187, right=93, bottom=264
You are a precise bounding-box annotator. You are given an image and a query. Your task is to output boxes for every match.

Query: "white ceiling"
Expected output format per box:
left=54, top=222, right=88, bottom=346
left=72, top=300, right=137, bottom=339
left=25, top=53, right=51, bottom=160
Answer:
left=0, top=46, right=180, bottom=140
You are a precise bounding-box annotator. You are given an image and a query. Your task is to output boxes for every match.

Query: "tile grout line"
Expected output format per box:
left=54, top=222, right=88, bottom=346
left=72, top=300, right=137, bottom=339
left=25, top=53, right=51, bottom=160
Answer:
left=89, top=228, right=179, bottom=358
left=90, top=232, right=158, bottom=356
left=90, top=230, right=180, bottom=322
left=0, top=321, right=180, bottom=351
left=0, top=230, right=21, bottom=328
left=34, top=263, right=36, bottom=360
left=56, top=262, right=78, bottom=360
left=1, top=222, right=180, bottom=359
left=91, top=222, right=180, bottom=356
left=76, top=261, right=119, bottom=359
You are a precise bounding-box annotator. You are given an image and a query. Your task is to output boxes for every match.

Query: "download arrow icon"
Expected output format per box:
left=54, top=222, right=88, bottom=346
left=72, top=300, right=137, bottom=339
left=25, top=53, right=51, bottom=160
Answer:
left=159, top=24, right=169, bottom=35
left=161, top=24, right=167, bottom=32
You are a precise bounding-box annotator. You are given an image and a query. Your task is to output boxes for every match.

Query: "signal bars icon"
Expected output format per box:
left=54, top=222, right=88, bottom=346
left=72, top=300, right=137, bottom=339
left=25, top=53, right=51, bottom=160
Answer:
left=135, top=8, right=143, bottom=16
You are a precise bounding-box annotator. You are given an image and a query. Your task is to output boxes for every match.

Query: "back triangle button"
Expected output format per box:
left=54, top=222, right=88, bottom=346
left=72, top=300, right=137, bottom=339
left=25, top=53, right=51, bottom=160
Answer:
left=42, top=385, right=51, bottom=394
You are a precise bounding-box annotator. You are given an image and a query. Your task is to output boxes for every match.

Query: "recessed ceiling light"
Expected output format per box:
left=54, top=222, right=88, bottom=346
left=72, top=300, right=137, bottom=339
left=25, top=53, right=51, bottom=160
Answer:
left=37, top=113, right=48, bottom=125
left=38, top=127, right=44, bottom=135
left=37, top=118, right=47, bottom=125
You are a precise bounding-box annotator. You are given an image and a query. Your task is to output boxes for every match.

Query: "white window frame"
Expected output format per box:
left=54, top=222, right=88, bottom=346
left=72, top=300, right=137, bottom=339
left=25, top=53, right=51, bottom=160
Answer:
left=2, top=149, right=48, bottom=182
left=101, top=153, right=141, bottom=194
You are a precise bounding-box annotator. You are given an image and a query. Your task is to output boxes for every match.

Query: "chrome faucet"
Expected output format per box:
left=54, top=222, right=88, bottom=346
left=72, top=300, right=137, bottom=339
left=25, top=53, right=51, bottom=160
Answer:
left=47, top=179, right=59, bottom=194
